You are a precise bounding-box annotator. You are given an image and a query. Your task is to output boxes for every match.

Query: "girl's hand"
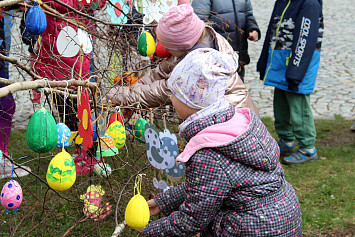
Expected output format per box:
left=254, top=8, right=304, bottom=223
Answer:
left=248, top=30, right=259, bottom=41
left=147, top=199, right=161, bottom=216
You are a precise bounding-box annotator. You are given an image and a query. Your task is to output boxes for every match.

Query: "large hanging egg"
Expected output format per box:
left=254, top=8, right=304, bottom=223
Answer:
left=56, top=123, right=72, bottom=148
left=155, top=41, right=170, bottom=58
left=46, top=150, right=76, bottom=191
left=138, top=31, right=156, bottom=57
left=107, top=121, right=126, bottom=149
left=25, top=3, right=47, bottom=35
left=125, top=194, right=150, bottom=229
left=1, top=180, right=23, bottom=210
left=26, top=107, right=58, bottom=153
left=108, top=112, right=124, bottom=127
left=134, top=118, right=150, bottom=143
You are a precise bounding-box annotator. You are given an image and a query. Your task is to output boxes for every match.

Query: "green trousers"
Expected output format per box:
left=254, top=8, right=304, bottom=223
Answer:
left=273, top=88, right=316, bottom=148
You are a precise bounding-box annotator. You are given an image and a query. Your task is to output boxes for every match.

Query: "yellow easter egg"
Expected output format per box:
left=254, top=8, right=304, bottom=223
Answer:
left=46, top=150, right=76, bottom=191
left=125, top=194, right=150, bottom=229
left=107, top=121, right=126, bottom=149
left=138, top=31, right=156, bottom=57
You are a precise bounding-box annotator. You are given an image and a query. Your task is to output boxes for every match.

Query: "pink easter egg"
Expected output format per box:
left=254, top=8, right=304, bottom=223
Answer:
left=1, top=180, right=23, bottom=210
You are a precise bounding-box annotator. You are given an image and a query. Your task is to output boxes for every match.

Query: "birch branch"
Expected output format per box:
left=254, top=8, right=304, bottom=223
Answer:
left=0, top=0, right=23, bottom=8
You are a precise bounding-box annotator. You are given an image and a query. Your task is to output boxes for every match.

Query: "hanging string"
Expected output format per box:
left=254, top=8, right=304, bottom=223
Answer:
left=134, top=174, right=144, bottom=196
left=63, top=80, right=69, bottom=125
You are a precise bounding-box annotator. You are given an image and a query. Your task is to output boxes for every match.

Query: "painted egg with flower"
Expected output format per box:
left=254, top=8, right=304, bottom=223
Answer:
left=138, top=31, right=156, bottom=57
left=107, top=121, right=126, bottom=149
left=46, top=150, right=76, bottom=191
left=1, top=180, right=23, bottom=210
left=134, top=118, right=150, bottom=143
left=26, top=107, right=58, bottom=153
left=125, top=194, right=150, bottom=229
left=56, top=123, right=72, bottom=148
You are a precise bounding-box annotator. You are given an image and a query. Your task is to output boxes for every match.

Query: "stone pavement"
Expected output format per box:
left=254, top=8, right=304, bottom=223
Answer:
left=10, top=0, right=355, bottom=130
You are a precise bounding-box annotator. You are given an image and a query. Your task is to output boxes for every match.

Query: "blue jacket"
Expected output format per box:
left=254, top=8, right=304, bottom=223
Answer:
left=192, top=0, right=260, bottom=65
left=257, top=0, right=324, bottom=94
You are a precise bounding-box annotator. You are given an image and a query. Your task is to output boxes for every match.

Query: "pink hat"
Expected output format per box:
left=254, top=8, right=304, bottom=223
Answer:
left=156, top=5, right=205, bottom=51
left=178, top=0, right=190, bottom=5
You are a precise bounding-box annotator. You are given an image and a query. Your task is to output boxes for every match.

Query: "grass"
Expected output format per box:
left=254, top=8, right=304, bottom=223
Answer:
left=0, top=116, right=354, bottom=236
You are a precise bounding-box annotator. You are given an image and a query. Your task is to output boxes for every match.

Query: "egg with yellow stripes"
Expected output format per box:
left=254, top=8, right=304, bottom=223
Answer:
left=138, top=31, right=156, bottom=57
left=46, top=150, right=76, bottom=191
left=107, top=121, right=126, bottom=149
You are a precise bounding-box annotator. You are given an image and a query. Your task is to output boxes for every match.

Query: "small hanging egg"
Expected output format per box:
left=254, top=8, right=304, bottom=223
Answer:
left=138, top=31, right=156, bottom=57
left=26, top=107, right=58, bottom=153
left=125, top=194, right=150, bottom=229
left=25, top=3, right=47, bottom=35
left=134, top=118, right=150, bottom=143
left=107, top=121, right=126, bottom=149
left=93, top=163, right=112, bottom=178
left=155, top=41, right=170, bottom=58
left=1, top=180, right=23, bottom=210
left=46, top=150, right=76, bottom=191
left=56, top=123, right=72, bottom=148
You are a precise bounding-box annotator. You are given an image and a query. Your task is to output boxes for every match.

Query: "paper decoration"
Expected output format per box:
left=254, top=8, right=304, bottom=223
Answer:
left=78, top=0, right=92, bottom=5
left=134, top=118, right=150, bottom=143
left=46, top=150, right=76, bottom=191
left=56, top=123, right=72, bottom=148
left=108, top=111, right=124, bottom=127
left=125, top=175, right=150, bottom=229
left=26, top=107, right=58, bottom=153
left=93, top=163, right=112, bottom=177
left=80, top=185, right=112, bottom=221
left=25, top=2, right=47, bottom=35
left=138, top=31, right=156, bottom=57
left=78, top=89, right=93, bottom=151
left=135, top=0, right=178, bottom=24
left=96, top=136, right=119, bottom=157
left=152, top=177, right=168, bottom=191
left=1, top=180, right=23, bottom=210
left=56, top=26, right=80, bottom=58
left=107, top=0, right=130, bottom=29
left=77, top=28, right=93, bottom=54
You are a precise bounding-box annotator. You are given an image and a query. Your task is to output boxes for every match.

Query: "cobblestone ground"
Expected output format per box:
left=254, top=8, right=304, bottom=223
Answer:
left=10, top=0, right=355, bottom=130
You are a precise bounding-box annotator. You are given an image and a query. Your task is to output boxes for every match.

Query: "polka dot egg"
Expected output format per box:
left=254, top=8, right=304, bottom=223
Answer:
left=56, top=123, right=72, bottom=148
left=1, top=180, right=23, bottom=210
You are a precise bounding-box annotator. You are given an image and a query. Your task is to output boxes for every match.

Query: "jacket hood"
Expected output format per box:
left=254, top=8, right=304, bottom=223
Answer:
left=178, top=106, right=280, bottom=171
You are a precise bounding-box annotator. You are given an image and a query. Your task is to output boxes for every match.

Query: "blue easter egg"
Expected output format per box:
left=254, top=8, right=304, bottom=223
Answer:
left=56, top=123, right=72, bottom=148
left=92, top=119, right=98, bottom=142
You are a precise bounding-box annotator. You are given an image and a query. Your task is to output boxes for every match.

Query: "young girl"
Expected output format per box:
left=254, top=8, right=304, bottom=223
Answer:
left=142, top=48, right=302, bottom=236
left=104, top=4, right=258, bottom=115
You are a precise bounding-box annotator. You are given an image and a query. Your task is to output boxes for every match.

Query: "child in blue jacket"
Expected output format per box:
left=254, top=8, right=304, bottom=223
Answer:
left=257, top=0, right=324, bottom=165
left=142, top=48, right=302, bottom=236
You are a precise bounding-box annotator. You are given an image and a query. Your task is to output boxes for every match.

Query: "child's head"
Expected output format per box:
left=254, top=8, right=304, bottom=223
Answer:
left=156, top=5, right=205, bottom=57
left=168, top=48, right=237, bottom=120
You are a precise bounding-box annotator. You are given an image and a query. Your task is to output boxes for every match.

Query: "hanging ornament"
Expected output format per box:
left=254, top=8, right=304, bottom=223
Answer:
left=107, top=0, right=130, bottom=29
left=138, top=31, right=156, bottom=57
left=56, top=123, right=72, bottom=149
left=107, top=121, right=126, bottom=149
left=46, top=150, right=76, bottom=191
left=134, top=0, right=178, bottom=24
left=25, top=1, right=47, bottom=35
left=125, top=174, right=150, bottom=229
left=80, top=185, right=112, bottom=221
left=93, top=163, right=112, bottom=178
left=155, top=41, right=170, bottom=58
left=108, top=111, right=124, bottom=127
left=26, top=107, right=58, bottom=153
left=152, top=177, right=169, bottom=191
left=78, top=89, right=93, bottom=151
left=78, top=0, right=92, bottom=5
left=56, top=26, right=80, bottom=58
left=1, top=180, right=23, bottom=210
left=96, top=136, right=119, bottom=157
left=134, top=118, right=150, bottom=143
left=77, top=28, right=93, bottom=54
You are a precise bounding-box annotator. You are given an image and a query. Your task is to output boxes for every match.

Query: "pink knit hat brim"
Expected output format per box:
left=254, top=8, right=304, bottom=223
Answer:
left=157, top=5, right=205, bottom=51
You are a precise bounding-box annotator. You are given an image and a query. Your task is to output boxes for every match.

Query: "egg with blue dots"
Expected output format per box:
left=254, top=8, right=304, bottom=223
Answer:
left=1, top=180, right=23, bottom=210
left=93, top=163, right=112, bottom=178
left=56, top=123, right=72, bottom=148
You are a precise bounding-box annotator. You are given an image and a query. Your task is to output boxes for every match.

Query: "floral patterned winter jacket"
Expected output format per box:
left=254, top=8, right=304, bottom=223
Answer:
left=143, top=106, right=302, bottom=236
